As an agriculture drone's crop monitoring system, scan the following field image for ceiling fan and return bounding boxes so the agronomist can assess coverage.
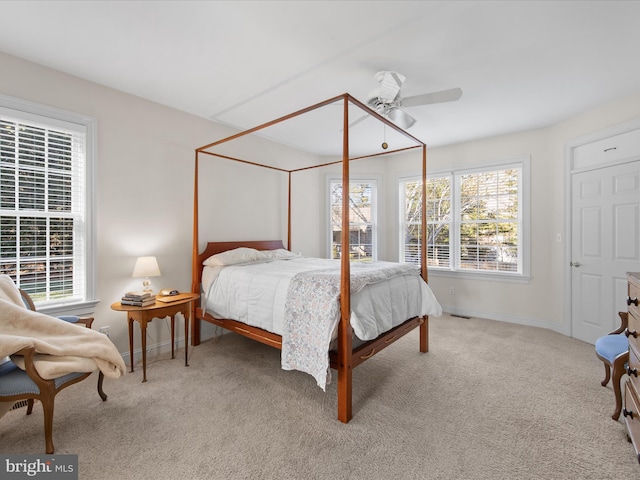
[360,71,462,129]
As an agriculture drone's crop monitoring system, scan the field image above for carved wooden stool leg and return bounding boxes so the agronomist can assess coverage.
[611,353,629,421]
[601,363,611,387]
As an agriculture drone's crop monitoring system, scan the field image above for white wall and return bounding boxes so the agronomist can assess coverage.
[2,49,640,357]
[383,92,640,333]
[289,155,394,258]
[0,51,296,359]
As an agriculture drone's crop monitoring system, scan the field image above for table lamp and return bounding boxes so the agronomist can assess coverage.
[132,256,161,293]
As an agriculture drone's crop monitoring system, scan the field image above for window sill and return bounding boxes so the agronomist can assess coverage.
[38,300,100,318]
[427,269,531,284]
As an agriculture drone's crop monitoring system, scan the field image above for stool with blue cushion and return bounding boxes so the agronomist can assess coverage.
[595,311,629,420]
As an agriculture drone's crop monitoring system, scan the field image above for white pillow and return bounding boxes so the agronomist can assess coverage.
[203,247,268,266]
[264,248,300,260]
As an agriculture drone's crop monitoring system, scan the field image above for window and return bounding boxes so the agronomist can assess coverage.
[400,159,529,278]
[328,176,378,261]
[400,175,451,267]
[0,95,96,312]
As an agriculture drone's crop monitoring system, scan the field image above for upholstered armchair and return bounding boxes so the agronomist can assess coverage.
[0,289,107,454]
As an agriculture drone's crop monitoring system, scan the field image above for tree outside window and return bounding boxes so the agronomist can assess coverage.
[458,169,519,272]
[400,164,522,275]
[329,179,377,261]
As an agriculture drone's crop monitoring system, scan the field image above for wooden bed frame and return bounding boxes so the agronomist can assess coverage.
[191,94,429,423]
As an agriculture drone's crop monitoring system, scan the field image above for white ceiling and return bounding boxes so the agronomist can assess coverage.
[1,1,640,156]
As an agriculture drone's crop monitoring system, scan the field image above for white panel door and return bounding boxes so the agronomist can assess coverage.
[571,160,640,344]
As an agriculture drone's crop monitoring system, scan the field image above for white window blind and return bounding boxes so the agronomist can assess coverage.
[456,167,521,273]
[0,109,88,305]
[399,159,528,279]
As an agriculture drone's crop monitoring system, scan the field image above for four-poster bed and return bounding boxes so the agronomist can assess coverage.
[191,93,440,422]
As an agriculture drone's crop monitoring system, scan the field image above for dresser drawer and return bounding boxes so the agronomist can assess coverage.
[630,273,640,319]
[624,381,640,463]
[629,309,640,352]
[629,344,640,393]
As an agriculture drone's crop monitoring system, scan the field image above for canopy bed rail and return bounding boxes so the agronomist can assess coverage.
[330,316,426,370]
[192,93,433,423]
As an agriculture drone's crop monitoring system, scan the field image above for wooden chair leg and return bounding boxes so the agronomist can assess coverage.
[40,396,55,454]
[97,372,107,401]
[26,399,34,415]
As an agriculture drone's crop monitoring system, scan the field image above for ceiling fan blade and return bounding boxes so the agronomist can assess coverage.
[375,71,406,104]
[348,114,370,129]
[387,107,416,130]
[402,87,463,107]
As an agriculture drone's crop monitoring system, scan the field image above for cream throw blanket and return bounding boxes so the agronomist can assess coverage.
[0,275,125,380]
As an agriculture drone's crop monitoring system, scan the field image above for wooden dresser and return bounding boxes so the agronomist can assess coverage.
[624,272,640,463]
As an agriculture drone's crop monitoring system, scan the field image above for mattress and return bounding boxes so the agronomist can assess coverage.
[202,256,442,342]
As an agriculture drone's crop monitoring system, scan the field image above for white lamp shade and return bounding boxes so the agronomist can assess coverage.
[132,256,161,278]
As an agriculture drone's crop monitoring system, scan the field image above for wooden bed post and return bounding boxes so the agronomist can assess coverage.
[420,144,428,353]
[193,93,430,423]
[338,94,353,423]
[287,172,292,251]
[191,152,201,346]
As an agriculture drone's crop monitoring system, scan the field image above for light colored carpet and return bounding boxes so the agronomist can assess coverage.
[1,314,637,479]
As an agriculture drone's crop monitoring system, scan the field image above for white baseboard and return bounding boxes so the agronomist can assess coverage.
[119,320,224,364]
[441,305,571,337]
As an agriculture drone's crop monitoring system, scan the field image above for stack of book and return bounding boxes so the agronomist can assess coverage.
[121,291,156,306]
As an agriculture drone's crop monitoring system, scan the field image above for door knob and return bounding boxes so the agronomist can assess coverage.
[570,261,582,267]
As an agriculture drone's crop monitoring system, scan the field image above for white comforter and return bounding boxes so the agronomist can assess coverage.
[202,256,442,389]
[202,257,442,341]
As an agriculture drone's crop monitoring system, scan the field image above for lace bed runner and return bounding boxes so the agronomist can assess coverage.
[281,262,421,390]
